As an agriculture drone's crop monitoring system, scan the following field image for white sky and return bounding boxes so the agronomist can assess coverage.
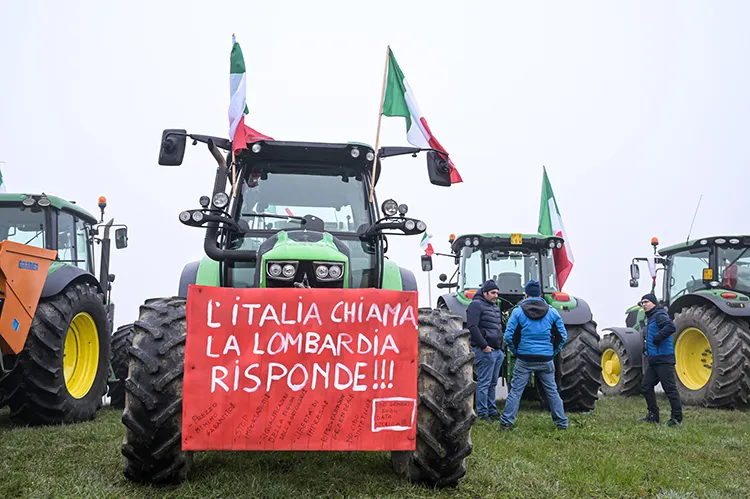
[1,1,749,333]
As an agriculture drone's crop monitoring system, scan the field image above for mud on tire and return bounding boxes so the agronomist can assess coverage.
[599,333,643,397]
[391,307,476,489]
[6,281,111,426]
[557,321,601,412]
[107,323,134,409]
[121,297,191,484]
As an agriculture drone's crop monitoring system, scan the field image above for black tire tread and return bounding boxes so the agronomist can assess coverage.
[558,321,601,412]
[108,323,134,409]
[599,333,643,397]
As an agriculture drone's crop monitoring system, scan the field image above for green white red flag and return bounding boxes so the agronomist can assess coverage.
[381,48,462,184]
[420,232,434,256]
[538,167,574,289]
[229,35,273,153]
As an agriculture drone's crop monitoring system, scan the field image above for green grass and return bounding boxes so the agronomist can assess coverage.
[1,396,749,498]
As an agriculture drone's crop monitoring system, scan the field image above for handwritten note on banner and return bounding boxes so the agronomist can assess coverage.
[181,285,419,451]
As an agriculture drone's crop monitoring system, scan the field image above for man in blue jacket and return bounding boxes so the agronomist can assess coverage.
[639,293,682,426]
[467,280,506,422]
[499,280,568,430]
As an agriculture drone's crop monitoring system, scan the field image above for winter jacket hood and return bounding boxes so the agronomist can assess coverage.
[504,297,567,362]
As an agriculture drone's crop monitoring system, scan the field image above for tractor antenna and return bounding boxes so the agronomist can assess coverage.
[686,193,703,244]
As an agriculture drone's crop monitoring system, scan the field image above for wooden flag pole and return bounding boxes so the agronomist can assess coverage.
[369,45,390,204]
[231,150,238,198]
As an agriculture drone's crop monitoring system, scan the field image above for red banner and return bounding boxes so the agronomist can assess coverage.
[181,285,419,451]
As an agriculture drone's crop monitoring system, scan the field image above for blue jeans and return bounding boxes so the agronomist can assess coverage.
[500,358,568,428]
[473,347,505,417]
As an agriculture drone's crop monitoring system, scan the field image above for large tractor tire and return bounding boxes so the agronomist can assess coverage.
[6,281,111,426]
[599,333,643,397]
[107,323,134,409]
[557,321,601,412]
[121,297,191,484]
[391,307,475,489]
[672,304,750,408]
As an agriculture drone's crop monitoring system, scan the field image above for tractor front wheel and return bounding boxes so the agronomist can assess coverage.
[6,281,111,425]
[599,333,643,397]
[107,323,134,409]
[121,297,191,484]
[672,304,750,408]
[557,321,601,412]
[391,307,475,489]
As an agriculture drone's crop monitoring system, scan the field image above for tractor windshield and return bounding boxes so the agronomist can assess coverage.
[485,248,548,294]
[718,246,750,293]
[0,208,47,249]
[667,248,711,300]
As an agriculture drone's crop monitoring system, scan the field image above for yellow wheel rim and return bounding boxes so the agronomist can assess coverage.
[675,327,712,390]
[601,348,621,387]
[63,312,100,399]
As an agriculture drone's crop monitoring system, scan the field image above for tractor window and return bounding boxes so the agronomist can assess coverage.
[668,249,710,301]
[460,247,483,291]
[485,250,535,295]
[540,249,559,292]
[0,208,46,248]
[718,247,750,293]
[75,219,92,272]
[57,213,77,263]
[238,169,369,233]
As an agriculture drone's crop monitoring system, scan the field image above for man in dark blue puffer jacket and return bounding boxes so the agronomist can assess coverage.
[467,280,506,422]
[639,293,682,426]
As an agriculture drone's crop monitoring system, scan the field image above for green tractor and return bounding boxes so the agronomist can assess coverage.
[0,193,129,425]
[119,131,475,488]
[600,236,750,408]
[421,232,601,413]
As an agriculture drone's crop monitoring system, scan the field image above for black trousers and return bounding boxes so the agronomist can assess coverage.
[641,362,683,421]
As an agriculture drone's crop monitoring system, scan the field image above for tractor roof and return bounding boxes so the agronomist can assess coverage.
[0,193,98,224]
[659,235,750,256]
[450,232,564,253]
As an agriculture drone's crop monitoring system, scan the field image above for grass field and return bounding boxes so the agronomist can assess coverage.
[1,395,749,498]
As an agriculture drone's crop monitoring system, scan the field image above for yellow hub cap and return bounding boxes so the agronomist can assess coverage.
[63,312,100,399]
[675,327,712,390]
[601,348,621,387]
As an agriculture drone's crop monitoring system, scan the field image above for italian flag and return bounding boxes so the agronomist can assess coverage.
[538,167,574,290]
[229,35,273,154]
[381,48,462,184]
[420,232,434,256]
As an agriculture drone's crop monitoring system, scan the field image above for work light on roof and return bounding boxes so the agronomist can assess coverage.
[22,196,35,207]
[351,147,360,158]
[212,192,229,209]
[366,151,374,161]
[700,239,708,245]
[37,196,51,207]
[715,238,726,244]
[382,199,398,217]
[251,143,261,153]
[729,238,740,245]
[405,220,416,231]
[473,237,480,246]
[556,241,562,249]
[549,241,555,248]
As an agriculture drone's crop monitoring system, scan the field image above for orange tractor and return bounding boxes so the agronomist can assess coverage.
[0,192,129,425]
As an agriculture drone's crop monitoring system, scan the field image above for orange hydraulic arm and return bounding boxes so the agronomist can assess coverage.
[0,241,57,354]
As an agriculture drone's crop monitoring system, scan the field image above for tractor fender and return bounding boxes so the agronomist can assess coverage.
[41,265,103,298]
[177,260,200,298]
[669,292,750,318]
[437,293,468,322]
[398,266,418,292]
[601,326,644,368]
[557,296,594,326]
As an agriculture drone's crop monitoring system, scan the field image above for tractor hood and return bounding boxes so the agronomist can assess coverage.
[255,230,352,288]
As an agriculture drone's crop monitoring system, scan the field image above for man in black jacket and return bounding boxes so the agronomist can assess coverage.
[467,280,506,422]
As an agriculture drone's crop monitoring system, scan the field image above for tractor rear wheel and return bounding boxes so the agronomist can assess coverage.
[599,333,642,396]
[391,307,475,489]
[6,281,110,425]
[672,304,750,408]
[121,297,191,484]
[557,321,601,412]
[107,323,134,409]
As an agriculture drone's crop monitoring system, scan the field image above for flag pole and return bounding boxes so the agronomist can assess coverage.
[369,45,390,204]
[231,150,238,198]
[427,266,433,307]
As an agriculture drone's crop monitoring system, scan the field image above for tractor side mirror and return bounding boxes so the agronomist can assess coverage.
[115,227,128,249]
[421,254,433,272]
[426,150,452,187]
[158,129,187,166]
[439,273,447,282]
[630,263,640,280]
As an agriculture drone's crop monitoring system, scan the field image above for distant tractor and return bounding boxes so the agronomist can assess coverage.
[0,193,128,425]
[421,232,601,413]
[600,236,750,408]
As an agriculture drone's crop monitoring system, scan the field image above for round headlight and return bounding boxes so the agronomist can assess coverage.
[549,241,556,248]
[700,239,708,245]
[366,151,374,161]
[269,263,282,277]
[351,148,360,158]
[251,143,262,153]
[179,211,191,222]
[328,265,342,279]
[316,265,329,278]
[192,211,204,223]
[212,192,229,209]
[405,220,416,230]
[729,238,740,245]
[556,241,563,249]
[282,264,296,278]
[473,238,480,246]
[416,221,426,231]
[382,199,398,217]
[37,197,51,207]
[22,196,35,206]
[398,204,409,215]
[715,238,727,244]
[464,238,471,246]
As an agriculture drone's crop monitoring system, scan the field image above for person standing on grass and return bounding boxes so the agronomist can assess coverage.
[499,280,568,430]
[467,280,506,423]
[638,293,683,427]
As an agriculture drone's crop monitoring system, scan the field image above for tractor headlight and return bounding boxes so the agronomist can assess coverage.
[22,196,35,207]
[556,241,563,249]
[405,220,416,231]
[269,263,282,277]
[212,192,229,209]
[267,261,297,280]
[37,197,51,207]
[464,238,472,246]
[316,265,329,278]
[366,151,375,161]
[328,265,342,279]
[179,211,191,222]
[549,241,556,248]
[473,237,480,246]
[252,143,262,153]
[729,238,740,245]
[382,199,398,217]
[192,211,204,223]
[282,264,296,278]
[715,238,726,244]
[416,221,426,231]
[314,262,344,281]
[351,147,360,158]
